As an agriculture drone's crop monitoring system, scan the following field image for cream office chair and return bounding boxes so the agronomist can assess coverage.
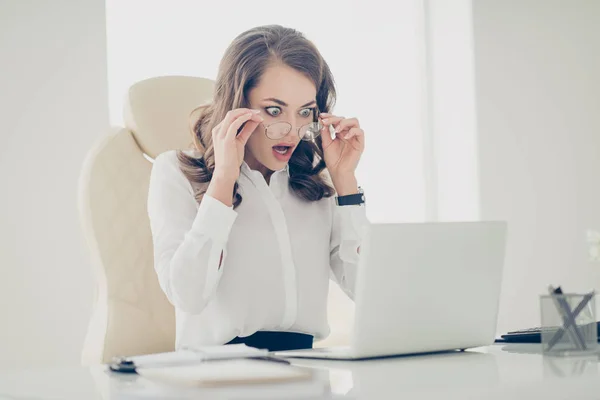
[78,76,215,365]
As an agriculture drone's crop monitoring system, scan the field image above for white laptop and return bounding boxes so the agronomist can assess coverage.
[275,221,507,360]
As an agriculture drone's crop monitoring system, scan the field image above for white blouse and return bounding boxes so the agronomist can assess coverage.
[147,150,369,350]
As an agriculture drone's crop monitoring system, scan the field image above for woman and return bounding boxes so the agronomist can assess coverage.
[148,25,368,352]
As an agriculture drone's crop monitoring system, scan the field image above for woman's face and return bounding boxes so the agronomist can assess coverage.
[245,63,317,174]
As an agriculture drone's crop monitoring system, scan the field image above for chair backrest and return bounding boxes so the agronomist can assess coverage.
[78,76,215,365]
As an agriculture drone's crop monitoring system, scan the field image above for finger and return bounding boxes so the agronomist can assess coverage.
[320,116,344,127]
[319,112,343,118]
[221,108,261,136]
[335,130,348,142]
[335,130,363,149]
[235,113,262,138]
[237,117,262,145]
[344,127,365,147]
[211,121,222,138]
[335,118,360,133]
[226,112,255,142]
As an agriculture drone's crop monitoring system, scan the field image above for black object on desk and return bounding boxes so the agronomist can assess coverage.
[109,359,137,374]
[227,331,314,352]
[499,321,600,344]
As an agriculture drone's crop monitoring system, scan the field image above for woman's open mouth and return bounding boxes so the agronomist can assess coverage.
[272,144,294,161]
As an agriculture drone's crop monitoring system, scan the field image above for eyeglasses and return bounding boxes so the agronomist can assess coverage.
[261,107,323,141]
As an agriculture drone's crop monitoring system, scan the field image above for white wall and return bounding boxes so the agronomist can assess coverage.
[0,0,108,367]
[425,0,480,221]
[472,0,600,333]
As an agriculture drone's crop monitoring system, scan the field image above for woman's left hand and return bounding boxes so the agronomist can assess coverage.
[319,113,365,195]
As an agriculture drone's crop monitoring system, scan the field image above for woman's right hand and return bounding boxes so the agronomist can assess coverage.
[211,108,263,184]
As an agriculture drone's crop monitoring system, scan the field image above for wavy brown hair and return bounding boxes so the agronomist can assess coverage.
[178,25,336,208]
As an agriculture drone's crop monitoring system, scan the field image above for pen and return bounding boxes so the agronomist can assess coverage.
[250,356,291,365]
[547,286,587,351]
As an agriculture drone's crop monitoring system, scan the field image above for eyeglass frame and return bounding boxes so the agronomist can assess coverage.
[259,107,323,142]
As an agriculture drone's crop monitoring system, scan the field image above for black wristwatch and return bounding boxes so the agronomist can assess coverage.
[335,187,365,206]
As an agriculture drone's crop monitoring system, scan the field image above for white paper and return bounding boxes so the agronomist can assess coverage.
[126,344,269,369]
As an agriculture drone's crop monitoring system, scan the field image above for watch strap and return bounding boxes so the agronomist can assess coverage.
[335,191,365,206]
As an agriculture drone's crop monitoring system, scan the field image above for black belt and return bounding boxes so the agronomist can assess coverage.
[226,331,314,352]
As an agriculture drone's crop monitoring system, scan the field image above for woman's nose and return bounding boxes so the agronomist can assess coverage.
[283,127,298,141]
[290,115,304,130]
[281,119,301,138]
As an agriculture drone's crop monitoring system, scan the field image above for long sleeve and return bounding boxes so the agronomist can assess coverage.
[147,152,238,314]
[329,198,369,299]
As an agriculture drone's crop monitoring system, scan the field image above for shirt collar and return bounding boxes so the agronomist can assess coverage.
[241,162,289,179]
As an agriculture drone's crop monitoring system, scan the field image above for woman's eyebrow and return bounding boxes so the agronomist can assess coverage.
[262,98,316,108]
[300,100,317,108]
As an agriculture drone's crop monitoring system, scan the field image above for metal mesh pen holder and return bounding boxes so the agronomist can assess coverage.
[540,291,598,356]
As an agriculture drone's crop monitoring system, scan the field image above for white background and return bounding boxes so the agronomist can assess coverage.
[0,0,109,367]
[473,0,600,333]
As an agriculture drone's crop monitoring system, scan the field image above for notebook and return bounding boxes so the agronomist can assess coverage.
[136,359,313,387]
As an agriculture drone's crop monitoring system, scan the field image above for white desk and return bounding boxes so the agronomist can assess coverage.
[2,344,600,399]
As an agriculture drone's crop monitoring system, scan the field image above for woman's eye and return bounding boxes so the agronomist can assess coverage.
[265,107,281,117]
[299,108,312,118]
